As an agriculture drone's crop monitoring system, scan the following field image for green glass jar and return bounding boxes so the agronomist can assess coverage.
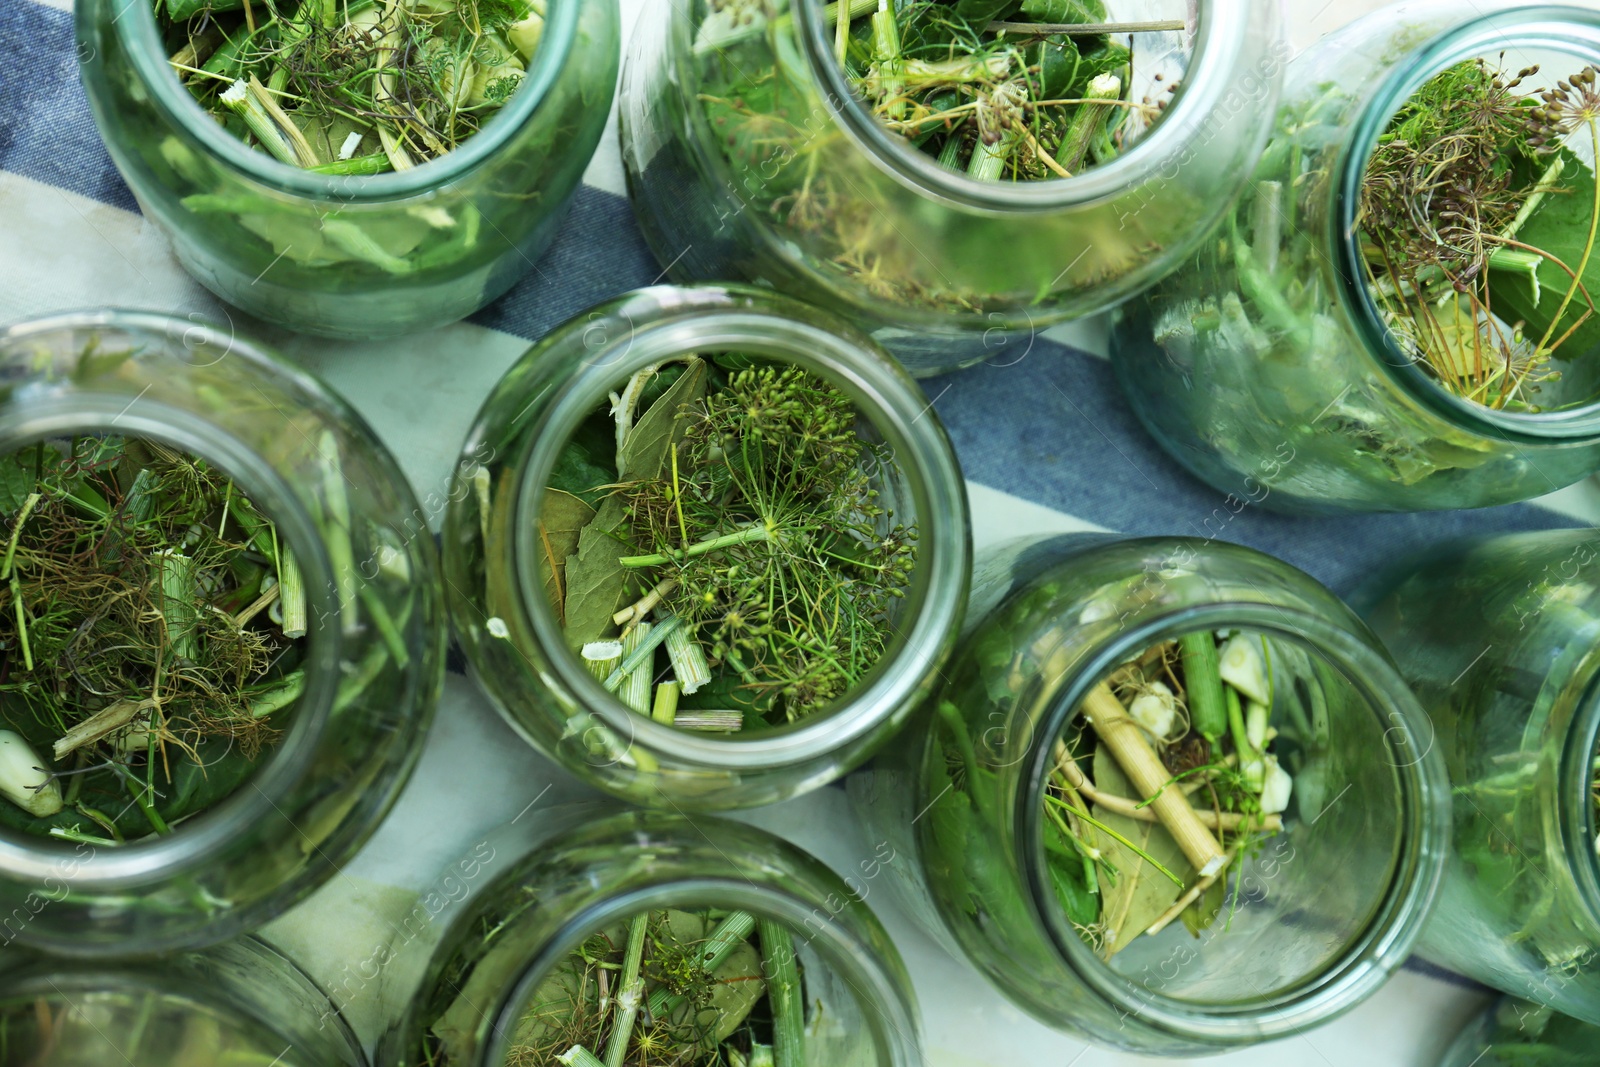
[0,936,363,1065]
[621,0,1284,374]
[76,0,619,339]
[1110,3,1600,513]
[852,534,1448,1055]
[377,805,922,1067]
[1357,529,1600,1024]
[0,310,443,954]
[443,284,970,810]
[1439,997,1598,1066]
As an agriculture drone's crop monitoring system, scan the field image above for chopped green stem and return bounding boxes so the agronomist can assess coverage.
[759,920,804,1067]
[967,133,1012,181]
[651,680,680,725]
[1,492,40,580]
[10,575,32,673]
[279,544,307,639]
[663,626,711,694]
[619,622,654,715]
[249,671,306,718]
[308,153,393,176]
[1057,73,1122,174]
[603,617,680,694]
[1225,685,1255,762]
[558,1048,606,1067]
[619,524,772,568]
[127,773,170,836]
[872,1,905,120]
[675,710,744,732]
[604,913,650,1067]
[219,78,299,166]
[1179,632,1227,745]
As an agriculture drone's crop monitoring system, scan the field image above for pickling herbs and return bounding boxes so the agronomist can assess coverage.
[155,0,547,172]
[543,355,917,733]
[1357,59,1600,411]
[0,437,305,843]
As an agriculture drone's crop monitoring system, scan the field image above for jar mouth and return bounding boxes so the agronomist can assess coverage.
[482,877,911,1067]
[1335,6,1600,441]
[508,292,968,772]
[1019,600,1446,1043]
[111,0,580,201]
[0,310,340,892]
[792,0,1250,213]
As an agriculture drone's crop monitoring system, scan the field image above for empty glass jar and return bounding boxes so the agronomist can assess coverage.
[0,310,443,954]
[378,804,923,1067]
[853,534,1448,1054]
[443,284,970,810]
[1357,529,1600,1024]
[77,0,619,338]
[621,0,1284,374]
[1111,2,1600,512]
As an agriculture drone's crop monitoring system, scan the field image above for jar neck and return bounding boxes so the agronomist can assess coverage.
[1017,600,1444,1044]
[108,0,580,201]
[0,311,340,894]
[1330,6,1600,442]
[791,0,1254,214]
[507,285,969,773]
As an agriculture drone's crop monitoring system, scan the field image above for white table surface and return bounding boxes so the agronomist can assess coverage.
[5,0,1588,1063]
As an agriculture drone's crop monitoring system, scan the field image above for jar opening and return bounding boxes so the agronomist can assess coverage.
[476,889,891,1067]
[1023,604,1439,1040]
[0,317,339,885]
[1337,8,1600,439]
[115,0,580,201]
[509,305,960,772]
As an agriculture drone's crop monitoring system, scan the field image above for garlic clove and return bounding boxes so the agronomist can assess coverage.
[1260,755,1294,815]
[507,12,545,61]
[1246,700,1270,751]
[1219,634,1271,705]
[0,730,62,817]
[1128,682,1177,740]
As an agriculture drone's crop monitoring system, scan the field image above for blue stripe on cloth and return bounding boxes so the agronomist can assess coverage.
[924,346,1581,597]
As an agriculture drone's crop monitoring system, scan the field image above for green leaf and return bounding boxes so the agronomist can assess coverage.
[547,412,616,507]
[955,0,1024,24]
[1492,148,1600,362]
[168,0,243,20]
[1089,746,1189,959]
[0,452,36,516]
[1019,0,1108,21]
[1180,875,1226,936]
[163,738,263,824]
[1044,825,1099,927]
[535,489,595,626]
[560,497,636,650]
[618,357,708,482]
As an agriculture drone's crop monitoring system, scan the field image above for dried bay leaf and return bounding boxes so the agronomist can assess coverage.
[1090,745,1190,959]
[619,356,707,481]
[561,495,635,651]
[535,489,594,625]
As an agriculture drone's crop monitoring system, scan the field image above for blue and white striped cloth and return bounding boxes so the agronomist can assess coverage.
[0,1,1564,1064]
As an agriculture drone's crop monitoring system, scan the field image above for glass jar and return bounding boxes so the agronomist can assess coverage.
[0,310,443,954]
[442,284,970,810]
[0,936,363,1065]
[850,534,1448,1055]
[1439,997,1598,1067]
[1110,3,1600,514]
[377,804,922,1067]
[76,0,619,339]
[620,0,1284,375]
[1356,529,1600,1024]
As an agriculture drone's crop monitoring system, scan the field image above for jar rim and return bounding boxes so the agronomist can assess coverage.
[506,285,970,772]
[1016,596,1448,1042]
[1560,664,1600,930]
[109,0,581,201]
[0,309,342,898]
[790,0,1262,214]
[1333,5,1600,442]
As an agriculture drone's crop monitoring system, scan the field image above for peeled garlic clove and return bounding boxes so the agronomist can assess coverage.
[1246,700,1270,751]
[0,730,62,817]
[1240,754,1266,791]
[1129,682,1177,739]
[507,12,544,61]
[1219,634,1271,705]
[1260,755,1294,815]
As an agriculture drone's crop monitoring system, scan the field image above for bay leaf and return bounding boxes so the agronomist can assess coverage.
[535,489,595,625]
[1181,875,1227,937]
[561,495,635,650]
[618,357,707,482]
[1090,746,1191,959]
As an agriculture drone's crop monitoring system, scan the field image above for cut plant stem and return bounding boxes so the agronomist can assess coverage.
[220,78,298,166]
[619,622,654,715]
[558,1048,606,1067]
[0,492,39,580]
[759,920,804,1067]
[618,524,772,568]
[604,913,650,1067]
[664,625,711,694]
[1057,73,1122,174]
[651,680,680,725]
[583,641,623,681]
[1082,683,1228,877]
[613,578,678,627]
[278,546,308,638]
[1179,631,1227,746]
[1054,748,1280,832]
[675,710,744,732]
[601,617,681,693]
[9,575,31,673]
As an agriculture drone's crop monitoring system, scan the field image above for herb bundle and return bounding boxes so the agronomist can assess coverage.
[155,0,547,172]
[543,356,916,732]
[1358,58,1600,411]
[834,0,1183,181]
[1041,630,1289,958]
[474,909,803,1067]
[0,437,304,844]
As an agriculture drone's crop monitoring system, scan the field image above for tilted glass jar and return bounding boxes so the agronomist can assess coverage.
[0,936,364,1065]
[442,284,970,810]
[76,0,619,339]
[377,804,923,1067]
[851,534,1448,1054]
[1110,3,1600,513]
[1356,530,1600,1025]
[0,310,443,954]
[620,0,1284,375]
[1439,996,1599,1066]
